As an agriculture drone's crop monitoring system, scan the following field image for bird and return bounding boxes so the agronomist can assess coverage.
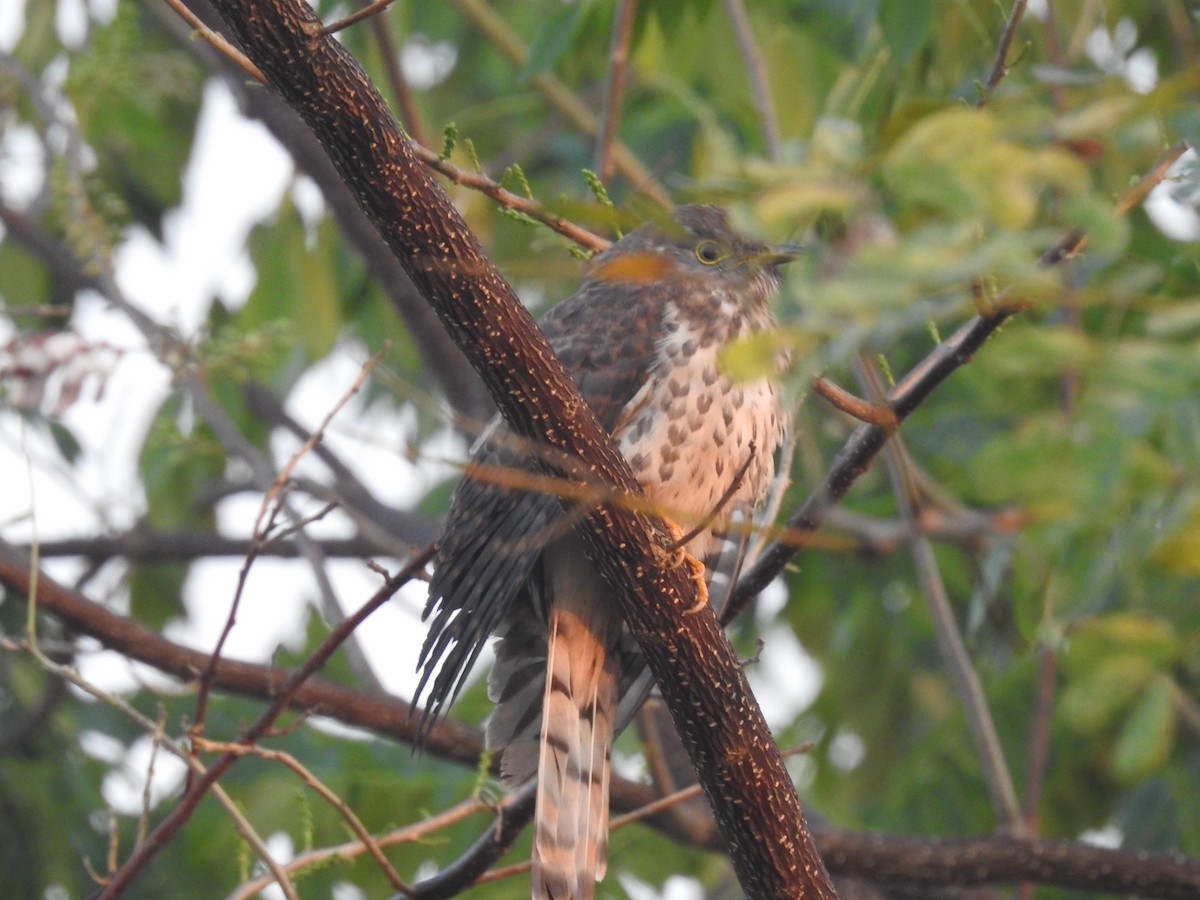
[413,204,799,899]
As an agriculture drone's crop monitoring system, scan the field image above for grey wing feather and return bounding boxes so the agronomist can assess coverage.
[414,433,564,736]
[413,279,667,738]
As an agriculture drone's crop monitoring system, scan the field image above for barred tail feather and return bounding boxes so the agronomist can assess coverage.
[532,539,619,900]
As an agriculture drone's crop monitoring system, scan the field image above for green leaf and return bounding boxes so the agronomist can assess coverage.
[720,329,806,382]
[0,241,52,320]
[1062,613,1180,678]
[882,107,1088,228]
[241,202,342,366]
[46,421,82,464]
[521,2,589,80]
[64,5,202,235]
[1061,654,1155,734]
[881,0,936,66]
[1112,675,1176,784]
[1152,499,1200,576]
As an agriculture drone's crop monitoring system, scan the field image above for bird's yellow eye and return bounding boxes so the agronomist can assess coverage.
[694,240,726,265]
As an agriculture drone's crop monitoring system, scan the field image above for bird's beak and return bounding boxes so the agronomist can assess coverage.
[756,243,805,267]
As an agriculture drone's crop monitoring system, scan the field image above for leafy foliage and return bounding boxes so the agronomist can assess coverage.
[1,1,1199,897]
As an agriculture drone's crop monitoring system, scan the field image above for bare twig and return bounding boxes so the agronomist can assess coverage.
[451,0,673,209]
[193,737,410,892]
[189,493,290,749]
[409,142,609,250]
[857,355,1024,833]
[1114,140,1191,215]
[722,0,781,159]
[17,641,298,899]
[161,0,610,249]
[321,0,399,36]
[594,0,638,182]
[667,444,755,551]
[813,376,901,429]
[163,0,265,81]
[979,0,1029,105]
[230,796,488,899]
[1022,647,1058,833]
[94,547,432,899]
[253,348,385,537]
[369,10,432,148]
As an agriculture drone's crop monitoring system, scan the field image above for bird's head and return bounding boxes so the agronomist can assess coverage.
[587,204,802,314]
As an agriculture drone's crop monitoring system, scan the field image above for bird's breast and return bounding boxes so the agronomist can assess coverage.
[615,304,785,560]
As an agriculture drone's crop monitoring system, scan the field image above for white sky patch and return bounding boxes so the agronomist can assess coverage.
[828,728,865,771]
[258,833,297,900]
[0,122,46,207]
[1080,824,1124,849]
[1085,19,1158,94]
[400,35,458,90]
[0,0,25,53]
[100,732,189,815]
[619,872,704,900]
[1145,148,1200,242]
[115,79,293,333]
[745,622,823,728]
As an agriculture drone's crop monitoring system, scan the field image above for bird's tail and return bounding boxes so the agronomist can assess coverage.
[532,538,620,900]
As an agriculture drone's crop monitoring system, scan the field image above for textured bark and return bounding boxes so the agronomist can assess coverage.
[202,0,834,896]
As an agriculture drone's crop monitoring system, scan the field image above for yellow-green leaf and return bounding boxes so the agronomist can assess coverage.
[1111,675,1176,784]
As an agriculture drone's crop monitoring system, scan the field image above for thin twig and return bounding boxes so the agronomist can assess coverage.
[253,347,385,537]
[812,376,901,429]
[193,738,411,892]
[94,547,433,899]
[229,796,489,900]
[857,355,1024,833]
[163,0,265,81]
[594,0,638,182]
[136,711,168,849]
[321,0,399,36]
[745,425,794,570]
[189,492,290,753]
[411,143,610,250]
[1022,647,1058,833]
[194,332,387,741]
[18,641,298,899]
[370,10,432,148]
[667,443,755,551]
[722,0,781,159]
[979,0,1029,105]
[160,0,610,249]
[451,0,673,209]
[1114,140,1191,215]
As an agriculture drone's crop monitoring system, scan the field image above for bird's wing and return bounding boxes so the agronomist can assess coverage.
[413,278,667,735]
[414,429,562,734]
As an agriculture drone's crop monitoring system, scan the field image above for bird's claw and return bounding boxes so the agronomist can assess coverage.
[657,520,709,615]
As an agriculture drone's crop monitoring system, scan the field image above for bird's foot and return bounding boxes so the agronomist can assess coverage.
[656,520,709,615]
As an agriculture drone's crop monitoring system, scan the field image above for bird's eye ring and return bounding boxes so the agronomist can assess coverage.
[695,240,725,265]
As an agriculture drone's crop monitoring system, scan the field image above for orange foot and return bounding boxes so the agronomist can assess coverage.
[655,520,710,615]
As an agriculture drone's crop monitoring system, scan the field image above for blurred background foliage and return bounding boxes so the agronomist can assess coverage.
[1,0,1199,897]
